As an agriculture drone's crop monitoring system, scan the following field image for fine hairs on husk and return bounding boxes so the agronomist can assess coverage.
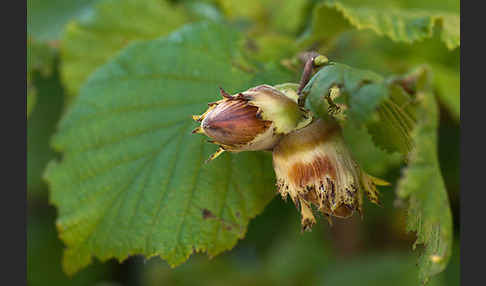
[272,118,388,231]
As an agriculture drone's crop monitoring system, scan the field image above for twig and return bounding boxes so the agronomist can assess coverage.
[296,52,328,107]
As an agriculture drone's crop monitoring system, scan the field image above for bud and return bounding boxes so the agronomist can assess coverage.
[193,84,312,161]
[272,118,389,231]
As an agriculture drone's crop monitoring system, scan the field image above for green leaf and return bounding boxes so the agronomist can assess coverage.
[326,29,460,121]
[303,62,418,155]
[304,0,460,50]
[303,61,392,129]
[303,62,385,121]
[60,0,190,99]
[366,84,417,155]
[304,62,452,280]
[396,92,453,284]
[27,0,100,41]
[342,124,403,177]
[45,22,294,275]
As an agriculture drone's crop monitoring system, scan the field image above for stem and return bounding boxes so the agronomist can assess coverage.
[296,52,328,107]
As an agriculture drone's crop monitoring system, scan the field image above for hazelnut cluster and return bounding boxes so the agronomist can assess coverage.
[192,56,388,230]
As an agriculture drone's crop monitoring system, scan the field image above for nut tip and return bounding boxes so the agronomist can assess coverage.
[205,147,225,163]
[192,126,205,134]
[219,87,232,99]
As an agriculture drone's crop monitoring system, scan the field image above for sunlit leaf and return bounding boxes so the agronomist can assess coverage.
[304,0,459,50]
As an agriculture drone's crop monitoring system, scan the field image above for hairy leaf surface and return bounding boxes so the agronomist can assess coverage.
[45,22,294,275]
[366,84,417,155]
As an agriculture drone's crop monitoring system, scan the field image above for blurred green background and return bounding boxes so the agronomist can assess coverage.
[27,0,459,285]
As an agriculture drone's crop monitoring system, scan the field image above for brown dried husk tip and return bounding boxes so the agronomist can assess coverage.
[272,118,389,231]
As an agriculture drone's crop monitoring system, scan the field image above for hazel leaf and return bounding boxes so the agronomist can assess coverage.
[396,91,453,284]
[303,62,417,155]
[45,22,294,275]
[304,0,460,50]
[366,84,417,155]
